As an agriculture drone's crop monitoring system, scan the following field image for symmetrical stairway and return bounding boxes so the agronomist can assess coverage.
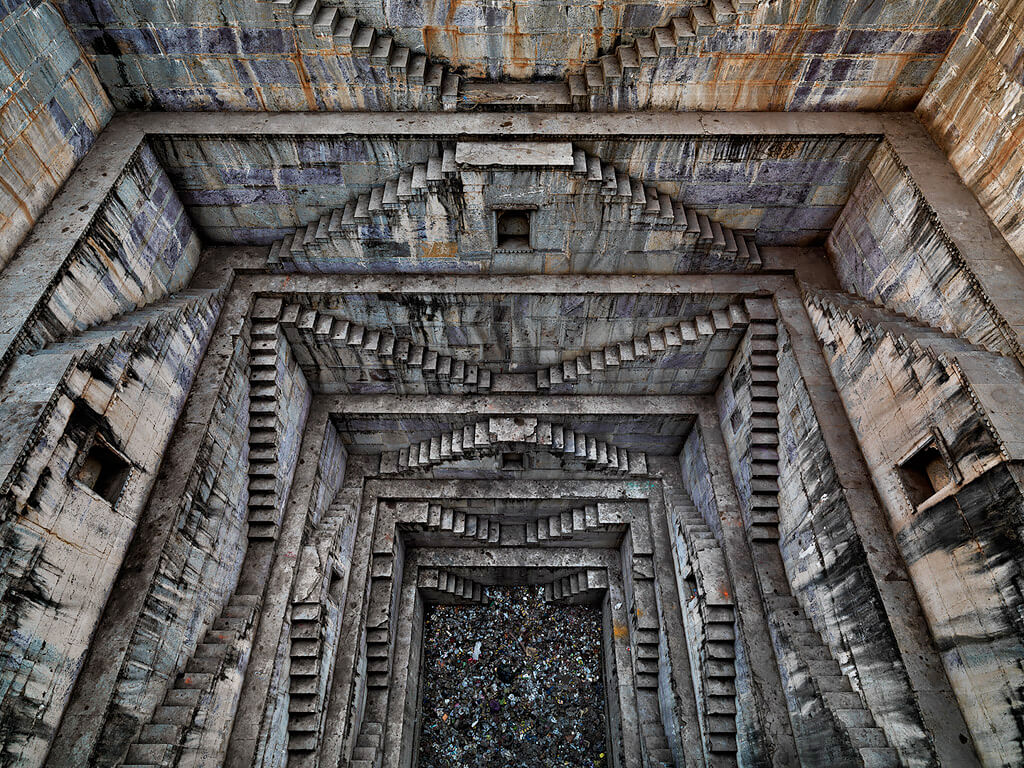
[744,302,782,542]
[266,145,459,270]
[417,568,489,604]
[267,143,761,272]
[258,0,459,111]
[563,146,761,267]
[377,417,648,476]
[765,594,899,767]
[122,594,261,767]
[537,303,750,389]
[422,503,501,543]
[40,289,222,353]
[542,568,608,603]
[247,299,288,541]
[260,0,766,113]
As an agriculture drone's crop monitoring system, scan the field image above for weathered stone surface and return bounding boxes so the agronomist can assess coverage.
[3,5,1024,766]
[807,289,1024,766]
[919,0,1024,267]
[827,141,1022,361]
[56,0,971,112]
[0,0,113,269]
[0,290,222,766]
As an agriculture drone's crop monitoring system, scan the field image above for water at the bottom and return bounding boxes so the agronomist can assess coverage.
[418,586,607,768]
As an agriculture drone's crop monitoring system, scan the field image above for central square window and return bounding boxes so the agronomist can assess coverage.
[495,210,532,251]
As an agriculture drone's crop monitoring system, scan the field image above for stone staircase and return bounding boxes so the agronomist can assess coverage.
[0,287,224,496]
[805,288,1017,362]
[564,147,761,266]
[423,503,501,543]
[625,560,661,692]
[284,493,353,761]
[246,298,289,541]
[266,143,760,272]
[285,601,330,761]
[266,145,458,270]
[629,626,661,693]
[259,0,458,111]
[765,594,898,767]
[260,0,763,114]
[741,299,782,542]
[805,288,1024,459]
[537,303,750,389]
[417,568,489,604]
[542,568,608,603]
[568,0,758,111]
[122,594,261,767]
[278,300,494,393]
[377,417,648,476]
[525,504,617,543]
[37,289,222,356]
[665,492,738,756]
[350,720,384,768]
[10,289,224,406]
[641,721,677,768]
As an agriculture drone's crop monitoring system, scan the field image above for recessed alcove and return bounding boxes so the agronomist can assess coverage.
[495,210,533,251]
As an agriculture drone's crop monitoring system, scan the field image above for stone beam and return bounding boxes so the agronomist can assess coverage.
[237,272,791,295]
[117,110,890,138]
[320,393,708,415]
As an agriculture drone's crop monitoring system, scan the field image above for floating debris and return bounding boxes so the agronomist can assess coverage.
[418,586,607,767]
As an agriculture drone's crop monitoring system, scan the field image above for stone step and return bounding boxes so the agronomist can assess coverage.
[151,705,194,726]
[124,743,176,764]
[835,708,876,729]
[859,747,900,768]
[185,656,222,675]
[138,723,181,745]
[163,688,202,707]
[288,732,319,753]
[849,727,889,747]
[174,672,214,689]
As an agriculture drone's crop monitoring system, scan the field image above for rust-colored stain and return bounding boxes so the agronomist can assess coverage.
[290,50,318,111]
[420,242,458,259]
[0,170,33,228]
[612,622,629,638]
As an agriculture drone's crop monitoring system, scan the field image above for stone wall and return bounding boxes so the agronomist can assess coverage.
[150,133,878,250]
[0,0,112,268]
[827,141,1020,359]
[57,0,971,112]
[772,318,936,764]
[0,142,202,372]
[0,291,221,767]
[86,317,252,764]
[918,0,1024,266]
[807,296,1024,766]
